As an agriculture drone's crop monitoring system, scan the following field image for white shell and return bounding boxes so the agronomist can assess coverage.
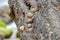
[27,23,32,28]
[27,12,33,18]
[30,8,37,12]
[20,25,24,31]
[28,28,33,32]
[27,18,33,23]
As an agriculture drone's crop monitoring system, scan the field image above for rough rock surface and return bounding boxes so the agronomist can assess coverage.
[8,0,60,40]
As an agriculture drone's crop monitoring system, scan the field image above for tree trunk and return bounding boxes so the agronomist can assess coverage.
[8,0,60,40]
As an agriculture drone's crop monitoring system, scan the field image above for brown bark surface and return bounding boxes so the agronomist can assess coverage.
[8,0,60,40]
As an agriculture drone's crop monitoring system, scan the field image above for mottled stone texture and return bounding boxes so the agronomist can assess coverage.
[8,0,60,40]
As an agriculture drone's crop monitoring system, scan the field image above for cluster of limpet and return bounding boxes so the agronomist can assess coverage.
[26,12,34,32]
[19,12,34,32]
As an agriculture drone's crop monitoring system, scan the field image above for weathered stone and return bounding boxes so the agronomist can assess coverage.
[8,0,60,40]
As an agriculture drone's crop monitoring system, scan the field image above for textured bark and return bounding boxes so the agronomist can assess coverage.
[8,0,60,40]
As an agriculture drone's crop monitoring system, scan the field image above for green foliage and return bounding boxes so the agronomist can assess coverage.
[0,27,13,38]
[16,32,20,38]
[0,20,6,28]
